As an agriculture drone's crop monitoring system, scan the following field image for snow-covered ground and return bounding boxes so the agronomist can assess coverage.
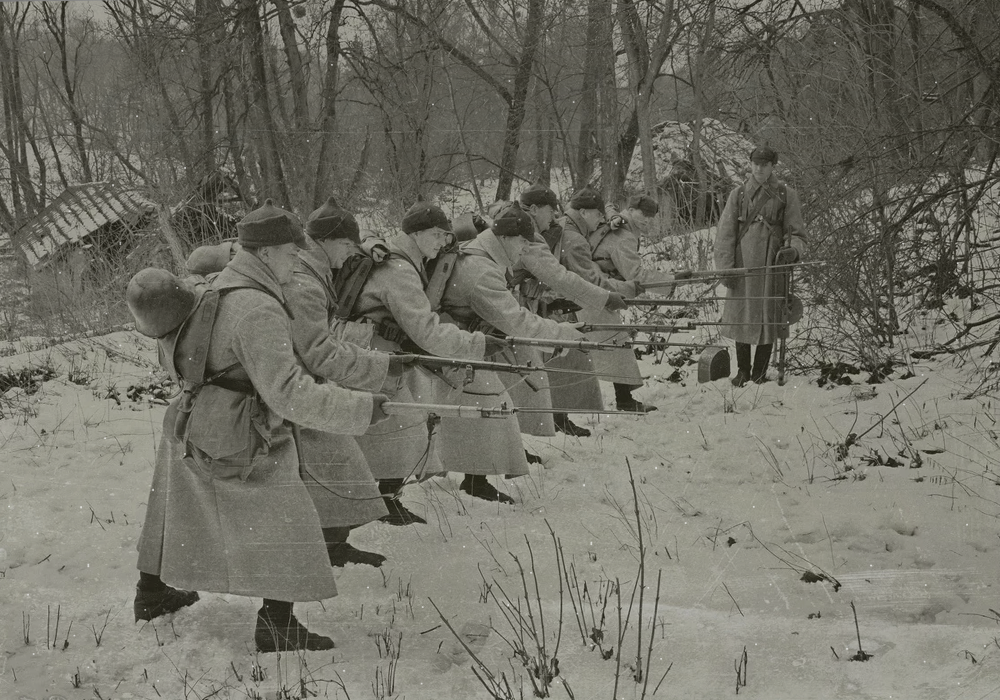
[1,315,998,699]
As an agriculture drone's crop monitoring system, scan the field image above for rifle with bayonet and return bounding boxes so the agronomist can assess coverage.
[381,401,648,419]
[636,261,824,290]
[504,336,702,351]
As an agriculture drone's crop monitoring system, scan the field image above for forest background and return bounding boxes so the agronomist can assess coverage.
[0,0,998,369]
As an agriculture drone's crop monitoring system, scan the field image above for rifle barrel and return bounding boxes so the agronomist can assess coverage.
[380,402,649,418]
[410,355,604,378]
[579,323,696,333]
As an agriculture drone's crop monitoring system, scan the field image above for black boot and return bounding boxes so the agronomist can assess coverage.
[524,450,543,464]
[134,572,199,622]
[553,412,592,437]
[377,479,427,526]
[613,383,657,412]
[255,600,334,653]
[322,527,386,568]
[732,343,752,387]
[751,344,773,384]
[460,474,514,504]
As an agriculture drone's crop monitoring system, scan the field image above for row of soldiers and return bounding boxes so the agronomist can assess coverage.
[126,148,806,653]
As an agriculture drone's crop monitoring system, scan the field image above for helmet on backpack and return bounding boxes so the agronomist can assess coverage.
[186,240,240,276]
[127,268,197,338]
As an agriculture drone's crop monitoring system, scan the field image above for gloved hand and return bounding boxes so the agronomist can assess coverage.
[484,335,510,358]
[775,247,800,266]
[673,269,694,281]
[632,280,646,296]
[608,214,625,230]
[369,243,390,264]
[604,292,627,312]
[369,394,391,426]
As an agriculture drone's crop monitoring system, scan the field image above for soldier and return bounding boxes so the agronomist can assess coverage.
[715,146,806,386]
[351,201,505,523]
[133,199,389,652]
[438,204,587,502]
[284,197,411,566]
[515,182,632,436]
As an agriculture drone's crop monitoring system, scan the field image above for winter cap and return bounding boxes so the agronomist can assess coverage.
[126,268,197,338]
[749,145,778,165]
[186,240,240,276]
[626,193,659,216]
[519,181,559,209]
[491,203,534,240]
[306,197,360,243]
[237,199,306,248]
[568,186,604,211]
[401,201,451,234]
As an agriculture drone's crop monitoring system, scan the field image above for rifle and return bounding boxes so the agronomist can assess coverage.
[504,336,702,351]
[381,401,648,419]
[624,296,785,306]
[577,323,698,333]
[637,261,824,289]
[408,354,605,379]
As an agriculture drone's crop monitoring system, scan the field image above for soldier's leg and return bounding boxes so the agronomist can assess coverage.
[256,598,334,653]
[732,343,752,387]
[752,343,773,383]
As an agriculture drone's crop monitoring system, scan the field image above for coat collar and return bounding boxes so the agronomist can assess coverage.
[387,233,429,285]
[464,229,515,271]
[745,173,780,199]
[297,236,335,282]
[222,249,287,300]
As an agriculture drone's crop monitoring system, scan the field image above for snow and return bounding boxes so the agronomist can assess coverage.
[1,319,999,700]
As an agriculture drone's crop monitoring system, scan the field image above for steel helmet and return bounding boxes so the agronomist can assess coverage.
[126,268,197,338]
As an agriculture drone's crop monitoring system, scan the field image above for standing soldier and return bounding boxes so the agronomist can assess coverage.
[714,146,806,386]
[439,204,588,502]
[133,200,388,652]
[351,201,504,523]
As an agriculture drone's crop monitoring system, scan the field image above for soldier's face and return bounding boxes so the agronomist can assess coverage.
[321,237,359,269]
[580,208,604,231]
[413,227,450,260]
[751,159,774,183]
[262,242,300,284]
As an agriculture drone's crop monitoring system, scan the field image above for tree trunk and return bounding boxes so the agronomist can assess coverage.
[313,0,347,208]
[240,0,290,207]
[195,0,216,176]
[494,0,545,202]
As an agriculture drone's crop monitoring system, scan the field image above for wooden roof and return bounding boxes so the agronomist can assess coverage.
[13,182,155,269]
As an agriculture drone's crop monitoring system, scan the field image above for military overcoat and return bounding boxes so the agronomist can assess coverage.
[284,239,390,527]
[714,174,806,344]
[352,234,486,480]
[438,230,583,475]
[137,251,372,601]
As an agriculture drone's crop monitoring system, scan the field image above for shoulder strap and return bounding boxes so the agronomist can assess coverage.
[736,184,779,246]
[166,280,286,387]
[424,249,459,312]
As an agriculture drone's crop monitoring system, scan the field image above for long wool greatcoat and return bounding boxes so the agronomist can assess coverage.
[583,209,678,388]
[438,230,584,475]
[283,239,390,527]
[137,251,374,601]
[504,235,613,434]
[714,174,807,345]
[551,212,644,392]
[352,233,487,480]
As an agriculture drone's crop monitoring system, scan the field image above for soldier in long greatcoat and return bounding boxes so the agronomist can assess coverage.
[714,146,806,386]
[351,202,502,524]
[134,200,387,653]
[439,205,585,503]
[516,183,630,437]
[284,197,412,566]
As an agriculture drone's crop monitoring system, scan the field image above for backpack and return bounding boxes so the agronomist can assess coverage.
[157,275,284,394]
[331,253,376,319]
